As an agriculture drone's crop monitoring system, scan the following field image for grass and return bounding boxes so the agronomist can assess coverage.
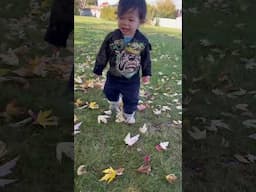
[74,16,182,192]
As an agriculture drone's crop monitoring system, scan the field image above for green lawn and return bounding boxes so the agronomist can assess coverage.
[74,16,182,192]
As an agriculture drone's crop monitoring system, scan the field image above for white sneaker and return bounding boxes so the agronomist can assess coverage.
[124,113,136,124]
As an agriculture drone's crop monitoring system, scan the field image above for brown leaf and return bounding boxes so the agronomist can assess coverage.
[5,100,25,117]
[166,174,177,184]
[137,164,151,175]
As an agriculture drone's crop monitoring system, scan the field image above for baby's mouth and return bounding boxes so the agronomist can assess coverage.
[121,28,129,34]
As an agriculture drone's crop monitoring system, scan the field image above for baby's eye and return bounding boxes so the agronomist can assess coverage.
[129,19,134,22]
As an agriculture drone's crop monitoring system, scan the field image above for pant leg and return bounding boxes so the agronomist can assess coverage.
[121,82,140,114]
[103,78,120,102]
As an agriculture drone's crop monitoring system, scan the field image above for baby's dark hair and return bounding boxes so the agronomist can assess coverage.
[117,0,147,22]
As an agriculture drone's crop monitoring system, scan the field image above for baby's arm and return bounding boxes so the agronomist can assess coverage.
[141,42,152,84]
[93,33,112,76]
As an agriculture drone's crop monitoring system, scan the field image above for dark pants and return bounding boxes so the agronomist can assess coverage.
[103,78,140,114]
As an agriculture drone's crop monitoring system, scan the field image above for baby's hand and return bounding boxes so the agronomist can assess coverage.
[142,76,150,85]
[94,74,102,81]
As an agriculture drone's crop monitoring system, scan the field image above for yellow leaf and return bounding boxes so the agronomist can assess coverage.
[74,98,83,107]
[89,102,99,109]
[99,167,117,183]
[34,110,58,128]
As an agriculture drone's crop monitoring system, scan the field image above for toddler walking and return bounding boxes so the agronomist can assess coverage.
[93,0,152,124]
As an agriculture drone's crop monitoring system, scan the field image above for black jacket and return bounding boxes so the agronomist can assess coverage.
[93,29,152,82]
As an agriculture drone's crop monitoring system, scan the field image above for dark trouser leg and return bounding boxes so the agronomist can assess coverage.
[121,82,140,114]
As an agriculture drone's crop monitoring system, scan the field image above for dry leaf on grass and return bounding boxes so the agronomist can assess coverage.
[0,157,19,187]
[234,154,250,163]
[166,174,177,184]
[155,141,169,151]
[187,126,206,140]
[77,165,87,175]
[246,154,256,162]
[139,124,148,134]
[88,102,99,109]
[206,120,230,131]
[248,133,256,140]
[56,142,74,163]
[99,167,124,183]
[137,155,151,175]
[124,133,140,146]
[242,119,256,128]
[97,115,110,124]
[33,110,58,128]
[4,100,25,118]
[235,104,248,111]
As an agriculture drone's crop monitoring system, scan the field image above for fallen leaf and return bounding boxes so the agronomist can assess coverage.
[248,133,256,140]
[124,133,140,146]
[187,126,206,140]
[33,110,58,128]
[137,164,151,175]
[246,154,256,162]
[99,167,123,183]
[242,119,256,128]
[153,109,161,115]
[139,124,148,134]
[234,154,250,163]
[74,98,87,107]
[206,120,230,131]
[56,142,74,162]
[97,115,110,124]
[227,88,247,98]
[77,165,87,175]
[155,141,169,151]
[161,106,171,112]
[4,100,25,117]
[235,104,248,111]
[74,76,83,84]
[0,157,19,177]
[88,102,99,109]
[160,141,169,150]
[166,174,177,184]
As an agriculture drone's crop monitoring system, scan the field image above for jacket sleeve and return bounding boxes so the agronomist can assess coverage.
[93,33,112,75]
[141,42,152,77]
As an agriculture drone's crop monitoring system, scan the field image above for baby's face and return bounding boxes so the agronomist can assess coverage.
[118,9,141,37]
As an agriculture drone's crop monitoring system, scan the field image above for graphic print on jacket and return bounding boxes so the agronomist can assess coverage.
[110,40,145,78]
